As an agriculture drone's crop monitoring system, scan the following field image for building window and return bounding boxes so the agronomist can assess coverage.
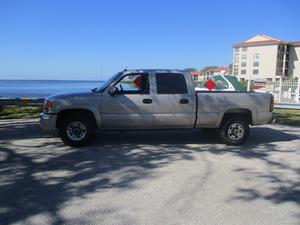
[234,54,239,61]
[241,62,247,67]
[253,53,260,60]
[234,47,239,52]
[234,69,239,75]
[253,61,259,67]
[253,69,259,75]
[241,70,246,75]
[241,54,247,60]
[242,47,247,52]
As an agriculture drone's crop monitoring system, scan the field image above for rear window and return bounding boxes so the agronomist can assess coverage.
[156,73,188,94]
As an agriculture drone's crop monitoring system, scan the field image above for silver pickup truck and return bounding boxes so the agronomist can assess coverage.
[40,69,273,146]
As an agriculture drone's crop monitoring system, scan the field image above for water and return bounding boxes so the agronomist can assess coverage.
[0,80,104,98]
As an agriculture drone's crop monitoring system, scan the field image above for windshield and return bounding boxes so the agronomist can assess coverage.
[96,72,122,92]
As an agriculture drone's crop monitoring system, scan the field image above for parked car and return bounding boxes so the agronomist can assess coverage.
[40,69,273,146]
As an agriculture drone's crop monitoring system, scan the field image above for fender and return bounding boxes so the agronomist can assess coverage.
[216,106,257,127]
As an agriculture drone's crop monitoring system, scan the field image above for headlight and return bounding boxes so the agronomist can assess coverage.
[43,100,53,113]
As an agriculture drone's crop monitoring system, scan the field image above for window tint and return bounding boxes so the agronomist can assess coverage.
[156,73,188,94]
[114,73,149,94]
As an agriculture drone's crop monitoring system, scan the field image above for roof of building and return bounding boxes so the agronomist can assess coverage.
[203,67,229,73]
[209,67,228,72]
[190,70,202,76]
[290,41,300,46]
[233,34,300,47]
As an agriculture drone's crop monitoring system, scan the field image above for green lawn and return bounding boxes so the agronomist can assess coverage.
[0,106,42,119]
[273,109,300,126]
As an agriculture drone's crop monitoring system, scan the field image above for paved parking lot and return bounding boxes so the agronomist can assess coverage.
[0,119,300,225]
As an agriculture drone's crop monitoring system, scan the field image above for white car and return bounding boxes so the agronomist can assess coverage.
[195,75,246,92]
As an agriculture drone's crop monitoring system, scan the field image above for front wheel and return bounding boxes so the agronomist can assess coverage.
[59,114,95,147]
[219,119,249,146]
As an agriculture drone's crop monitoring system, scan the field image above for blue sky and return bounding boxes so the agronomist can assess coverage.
[0,0,300,80]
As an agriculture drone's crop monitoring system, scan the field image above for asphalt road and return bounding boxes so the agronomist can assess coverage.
[0,119,300,225]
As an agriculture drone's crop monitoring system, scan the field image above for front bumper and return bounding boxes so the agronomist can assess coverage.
[40,113,58,131]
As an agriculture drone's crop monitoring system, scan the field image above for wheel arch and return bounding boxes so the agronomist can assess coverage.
[56,108,98,129]
[218,108,253,128]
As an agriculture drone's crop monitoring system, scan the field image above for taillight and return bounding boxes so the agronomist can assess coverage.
[269,95,274,112]
[43,100,53,113]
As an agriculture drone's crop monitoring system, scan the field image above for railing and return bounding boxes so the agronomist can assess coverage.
[265,79,300,104]
[0,98,44,109]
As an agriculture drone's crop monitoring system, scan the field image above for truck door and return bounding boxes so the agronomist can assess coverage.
[153,72,194,128]
[101,73,153,128]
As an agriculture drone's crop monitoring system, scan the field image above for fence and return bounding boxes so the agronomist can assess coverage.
[265,79,300,104]
[0,98,44,110]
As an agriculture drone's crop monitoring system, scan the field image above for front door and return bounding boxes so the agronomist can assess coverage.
[101,73,153,128]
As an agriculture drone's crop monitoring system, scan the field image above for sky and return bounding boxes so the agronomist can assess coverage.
[0,0,300,80]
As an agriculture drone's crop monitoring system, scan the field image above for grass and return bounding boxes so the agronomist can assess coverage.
[0,106,42,119]
[273,109,300,126]
[0,106,300,126]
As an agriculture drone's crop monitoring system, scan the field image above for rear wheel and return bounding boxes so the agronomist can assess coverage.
[219,118,249,146]
[59,114,95,147]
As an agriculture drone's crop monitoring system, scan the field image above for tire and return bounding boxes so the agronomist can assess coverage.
[219,118,249,146]
[59,114,95,147]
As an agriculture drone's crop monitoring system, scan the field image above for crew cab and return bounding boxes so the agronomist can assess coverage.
[40,69,274,146]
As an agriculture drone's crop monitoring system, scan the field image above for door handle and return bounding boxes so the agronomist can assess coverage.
[180,99,189,104]
[143,99,152,104]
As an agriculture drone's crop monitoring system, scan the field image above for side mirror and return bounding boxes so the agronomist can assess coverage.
[109,86,117,95]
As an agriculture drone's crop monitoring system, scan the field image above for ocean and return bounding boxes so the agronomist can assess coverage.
[0,80,104,98]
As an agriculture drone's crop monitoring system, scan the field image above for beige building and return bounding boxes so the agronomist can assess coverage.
[232,34,300,81]
[190,66,230,83]
[202,67,229,80]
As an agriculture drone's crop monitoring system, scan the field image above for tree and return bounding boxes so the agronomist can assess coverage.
[184,68,198,72]
[201,66,217,72]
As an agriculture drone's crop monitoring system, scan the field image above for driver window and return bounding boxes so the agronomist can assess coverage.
[114,73,150,94]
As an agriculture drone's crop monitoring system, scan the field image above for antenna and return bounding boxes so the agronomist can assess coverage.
[100,64,103,81]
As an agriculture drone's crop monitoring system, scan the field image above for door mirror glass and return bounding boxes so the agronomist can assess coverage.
[109,86,118,95]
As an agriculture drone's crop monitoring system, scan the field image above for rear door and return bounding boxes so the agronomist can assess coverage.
[153,72,194,128]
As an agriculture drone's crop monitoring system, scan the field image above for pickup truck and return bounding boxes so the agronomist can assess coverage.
[40,69,274,146]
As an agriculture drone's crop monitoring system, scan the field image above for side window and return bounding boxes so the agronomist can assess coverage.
[114,73,149,94]
[156,73,188,94]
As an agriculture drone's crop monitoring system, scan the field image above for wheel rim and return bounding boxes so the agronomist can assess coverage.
[66,121,87,141]
[228,123,245,141]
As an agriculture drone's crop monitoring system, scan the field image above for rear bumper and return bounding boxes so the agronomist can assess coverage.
[40,113,57,131]
[255,112,274,125]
